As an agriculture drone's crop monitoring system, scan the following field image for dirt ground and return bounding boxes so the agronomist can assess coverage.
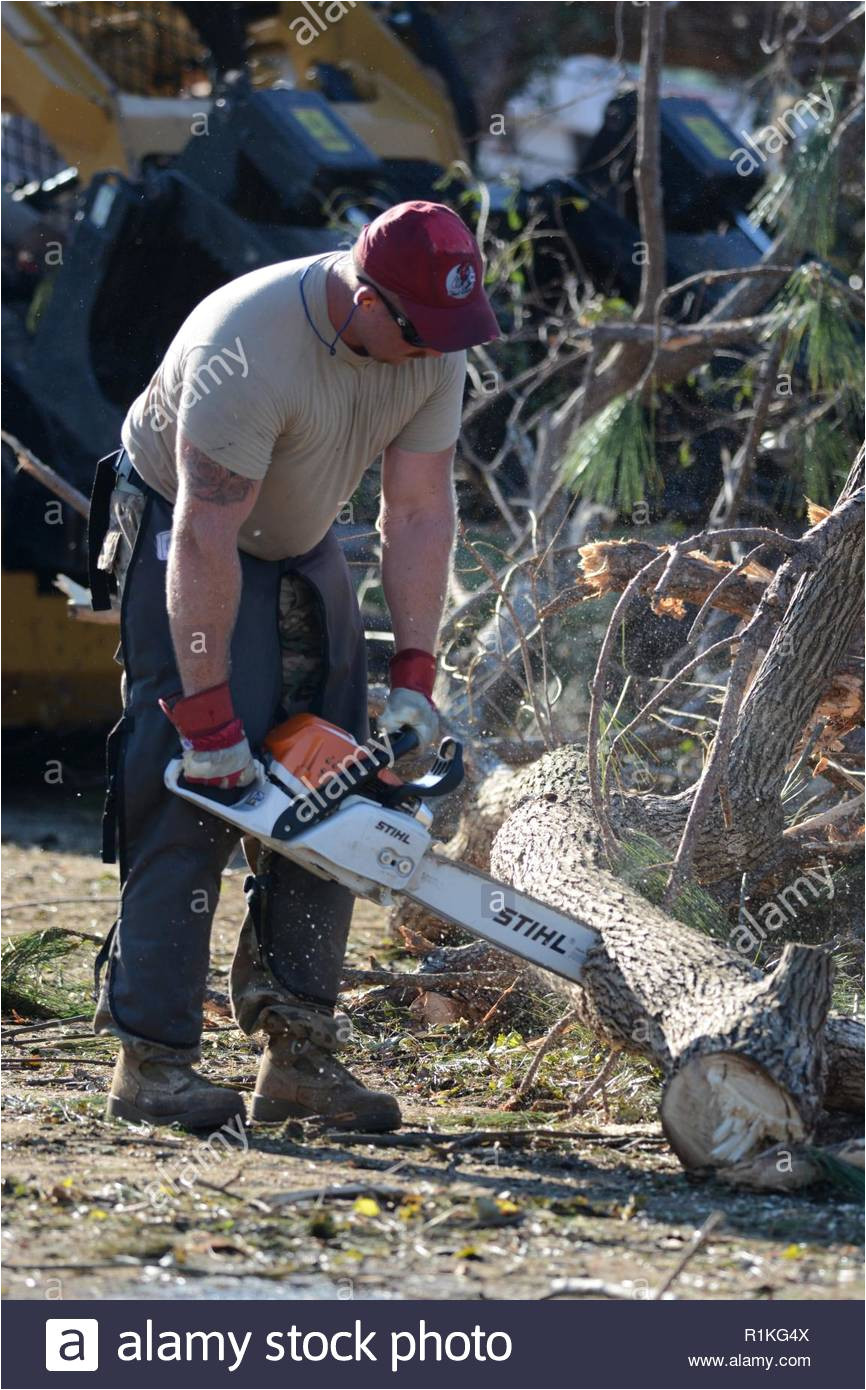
[2,793,862,1304]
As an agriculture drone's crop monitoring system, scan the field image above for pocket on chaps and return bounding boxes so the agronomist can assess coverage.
[98,488,147,602]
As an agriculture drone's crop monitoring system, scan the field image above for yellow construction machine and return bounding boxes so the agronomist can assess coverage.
[1,2,471,727]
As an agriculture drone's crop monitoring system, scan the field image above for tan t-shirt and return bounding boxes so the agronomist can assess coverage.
[121,252,466,560]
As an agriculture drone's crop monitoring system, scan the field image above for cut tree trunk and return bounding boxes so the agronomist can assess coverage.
[489,747,862,1170]
[406,465,863,1173]
[659,943,831,1168]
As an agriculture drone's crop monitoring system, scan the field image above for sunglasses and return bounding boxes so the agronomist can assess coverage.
[357,277,425,347]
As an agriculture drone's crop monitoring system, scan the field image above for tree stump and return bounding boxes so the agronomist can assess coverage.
[659,943,831,1166]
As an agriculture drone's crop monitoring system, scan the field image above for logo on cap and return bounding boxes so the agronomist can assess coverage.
[445,263,476,300]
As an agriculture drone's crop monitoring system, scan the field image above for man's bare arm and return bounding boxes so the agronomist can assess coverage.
[380,443,456,653]
[167,437,262,695]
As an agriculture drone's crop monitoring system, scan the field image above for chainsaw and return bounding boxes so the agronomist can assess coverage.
[165,714,598,984]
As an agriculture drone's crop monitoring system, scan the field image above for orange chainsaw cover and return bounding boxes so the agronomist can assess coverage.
[264,714,402,789]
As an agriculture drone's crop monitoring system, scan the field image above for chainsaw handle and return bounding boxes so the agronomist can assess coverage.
[385,725,420,763]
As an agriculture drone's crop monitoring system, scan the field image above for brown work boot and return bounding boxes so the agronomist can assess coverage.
[251,1030,402,1132]
[106,1046,246,1130]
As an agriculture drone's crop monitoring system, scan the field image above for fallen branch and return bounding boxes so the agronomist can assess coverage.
[588,552,667,856]
[662,627,754,907]
[651,527,797,614]
[570,539,774,620]
[687,545,771,643]
[567,1050,620,1117]
[782,793,864,840]
[340,968,506,991]
[708,337,786,538]
[506,1006,581,1109]
[609,634,735,755]
[109,1134,186,1149]
[4,1056,115,1067]
[457,521,554,749]
[476,977,520,1028]
[651,1210,724,1299]
[195,1174,272,1213]
[2,430,90,518]
[4,1015,89,1038]
[269,1183,410,1209]
[320,1125,659,1152]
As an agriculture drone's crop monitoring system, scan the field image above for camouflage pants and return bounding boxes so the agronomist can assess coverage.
[277,570,326,708]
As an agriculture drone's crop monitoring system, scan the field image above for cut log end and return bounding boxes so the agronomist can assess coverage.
[661,1053,806,1170]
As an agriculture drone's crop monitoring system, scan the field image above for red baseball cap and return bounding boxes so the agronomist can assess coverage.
[354,201,500,352]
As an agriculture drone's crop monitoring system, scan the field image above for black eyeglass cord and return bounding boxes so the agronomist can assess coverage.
[299,262,357,356]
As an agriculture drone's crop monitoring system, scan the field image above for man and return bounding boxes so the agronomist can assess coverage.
[89,200,499,1133]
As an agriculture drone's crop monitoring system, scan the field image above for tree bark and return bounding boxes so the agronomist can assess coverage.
[716,469,865,875]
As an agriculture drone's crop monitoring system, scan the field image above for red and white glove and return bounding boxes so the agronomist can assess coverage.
[160,682,257,789]
[378,649,439,751]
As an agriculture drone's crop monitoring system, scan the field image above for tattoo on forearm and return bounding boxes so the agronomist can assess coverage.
[180,440,255,506]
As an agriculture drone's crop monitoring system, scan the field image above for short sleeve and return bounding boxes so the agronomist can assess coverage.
[175,342,283,479]
[392,351,466,454]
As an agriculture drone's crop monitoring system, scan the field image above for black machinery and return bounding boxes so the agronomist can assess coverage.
[3,78,776,580]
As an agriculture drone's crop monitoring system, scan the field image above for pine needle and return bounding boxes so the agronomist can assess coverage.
[751,90,840,257]
[1,929,92,1020]
[795,417,856,507]
[562,395,663,514]
[614,831,730,937]
[767,265,862,405]
[598,696,653,799]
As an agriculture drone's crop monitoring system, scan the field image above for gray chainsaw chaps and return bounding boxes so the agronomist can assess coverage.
[93,476,369,1058]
